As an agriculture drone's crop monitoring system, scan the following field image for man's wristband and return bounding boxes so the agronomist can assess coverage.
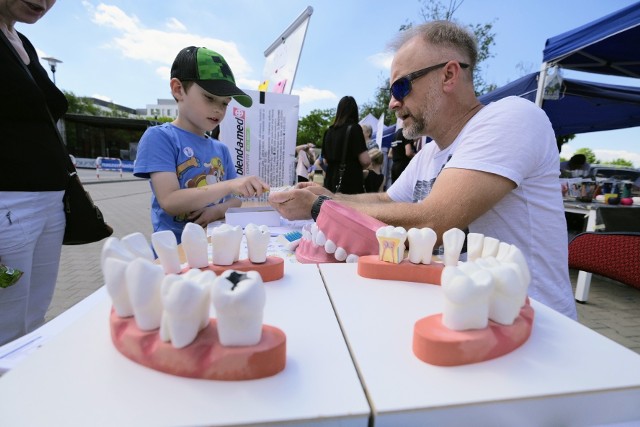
[311,195,331,221]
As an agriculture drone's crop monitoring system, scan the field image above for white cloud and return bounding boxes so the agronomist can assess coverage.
[86,3,252,77]
[92,94,113,102]
[155,66,170,81]
[292,86,337,105]
[368,52,393,70]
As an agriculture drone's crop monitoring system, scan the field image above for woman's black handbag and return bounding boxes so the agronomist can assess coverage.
[62,171,113,245]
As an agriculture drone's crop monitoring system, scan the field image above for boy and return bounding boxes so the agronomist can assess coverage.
[134,46,268,242]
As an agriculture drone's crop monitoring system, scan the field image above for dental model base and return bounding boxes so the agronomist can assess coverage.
[103,231,287,381]
[111,312,286,381]
[360,226,535,366]
[182,257,284,283]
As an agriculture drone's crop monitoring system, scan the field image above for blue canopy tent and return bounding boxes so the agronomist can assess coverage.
[535,2,640,105]
[479,72,640,137]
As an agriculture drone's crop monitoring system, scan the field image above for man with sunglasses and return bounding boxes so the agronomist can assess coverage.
[270,20,577,320]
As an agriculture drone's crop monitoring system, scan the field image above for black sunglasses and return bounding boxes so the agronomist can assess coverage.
[390,62,470,101]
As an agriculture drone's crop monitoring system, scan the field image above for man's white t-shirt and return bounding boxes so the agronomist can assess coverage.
[387,96,577,319]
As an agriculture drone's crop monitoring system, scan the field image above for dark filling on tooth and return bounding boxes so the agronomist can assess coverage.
[227,271,248,291]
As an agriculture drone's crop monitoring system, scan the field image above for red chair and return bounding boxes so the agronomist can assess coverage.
[568,232,640,299]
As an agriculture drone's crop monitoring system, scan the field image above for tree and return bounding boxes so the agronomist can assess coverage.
[575,147,597,165]
[64,90,100,115]
[604,158,633,167]
[296,108,335,149]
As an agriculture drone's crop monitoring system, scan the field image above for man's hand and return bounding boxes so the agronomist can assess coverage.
[268,188,320,220]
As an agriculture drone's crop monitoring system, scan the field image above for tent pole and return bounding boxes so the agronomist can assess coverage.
[534,62,549,107]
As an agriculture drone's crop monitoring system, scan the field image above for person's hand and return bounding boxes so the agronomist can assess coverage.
[188,205,224,227]
[268,188,320,220]
[295,181,333,196]
[228,176,269,197]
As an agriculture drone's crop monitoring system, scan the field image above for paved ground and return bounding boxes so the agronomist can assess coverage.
[47,170,640,355]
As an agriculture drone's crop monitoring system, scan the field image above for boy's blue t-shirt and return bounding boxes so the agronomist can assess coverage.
[133,123,238,241]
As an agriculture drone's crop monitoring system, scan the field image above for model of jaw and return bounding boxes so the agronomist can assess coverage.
[211,270,266,346]
[181,223,209,269]
[475,257,526,325]
[441,262,494,330]
[245,223,270,264]
[407,227,437,264]
[376,226,407,264]
[125,257,166,331]
[158,270,213,349]
[296,200,387,263]
[211,224,243,266]
[151,230,182,274]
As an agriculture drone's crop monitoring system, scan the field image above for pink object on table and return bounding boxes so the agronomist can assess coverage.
[111,310,286,381]
[181,256,284,282]
[357,255,444,285]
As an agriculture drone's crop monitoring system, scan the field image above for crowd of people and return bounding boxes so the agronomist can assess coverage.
[1,8,580,346]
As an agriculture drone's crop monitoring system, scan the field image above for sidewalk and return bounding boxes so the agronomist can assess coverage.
[47,174,640,355]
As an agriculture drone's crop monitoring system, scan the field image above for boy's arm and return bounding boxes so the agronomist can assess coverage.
[188,198,242,227]
[150,171,267,216]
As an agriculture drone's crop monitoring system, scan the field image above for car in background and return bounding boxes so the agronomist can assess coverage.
[587,164,640,182]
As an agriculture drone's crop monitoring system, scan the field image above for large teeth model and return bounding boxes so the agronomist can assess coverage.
[481,236,500,258]
[441,263,494,330]
[407,227,437,264]
[101,237,135,271]
[181,223,209,268]
[442,228,466,266]
[151,230,182,274]
[103,257,133,317]
[476,257,526,325]
[126,258,165,331]
[245,223,270,264]
[120,232,155,261]
[211,270,266,346]
[466,233,484,262]
[159,273,211,348]
[376,226,407,264]
[210,224,243,266]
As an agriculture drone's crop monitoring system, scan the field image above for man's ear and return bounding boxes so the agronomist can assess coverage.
[170,78,184,100]
[442,62,463,93]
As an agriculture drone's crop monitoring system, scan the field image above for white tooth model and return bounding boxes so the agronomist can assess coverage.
[476,257,526,325]
[211,270,266,346]
[101,237,135,271]
[245,223,270,264]
[103,257,134,317]
[442,227,466,266]
[407,227,437,264]
[126,258,165,331]
[376,226,407,264]
[159,273,211,349]
[211,224,243,266]
[121,232,155,261]
[466,233,484,262]
[181,222,209,268]
[481,236,500,258]
[440,262,494,330]
[151,230,182,274]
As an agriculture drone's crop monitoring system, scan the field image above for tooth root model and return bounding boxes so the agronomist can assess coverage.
[440,263,494,330]
[151,230,182,274]
[120,232,155,261]
[442,228,466,266]
[376,226,407,264]
[245,223,270,264]
[407,227,437,264]
[126,258,165,331]
[181,223,209,268]
[159,275,211,349]
[104,257,134,317]
[211,270,266,347]
[210,224,243,266]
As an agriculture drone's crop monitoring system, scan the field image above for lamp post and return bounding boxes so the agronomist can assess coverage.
[41,56,63,85]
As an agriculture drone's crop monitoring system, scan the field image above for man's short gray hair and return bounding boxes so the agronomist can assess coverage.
[388,20,478,72]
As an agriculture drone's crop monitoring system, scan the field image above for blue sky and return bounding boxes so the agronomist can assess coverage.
[20,0,640,166]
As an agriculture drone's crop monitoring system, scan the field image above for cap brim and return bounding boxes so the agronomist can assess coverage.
[196,81,253,107]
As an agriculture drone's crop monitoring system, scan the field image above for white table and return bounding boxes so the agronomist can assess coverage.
[0,264,370,427]
[321,263,640,427]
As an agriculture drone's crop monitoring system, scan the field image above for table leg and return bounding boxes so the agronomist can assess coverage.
[574,210,597,303]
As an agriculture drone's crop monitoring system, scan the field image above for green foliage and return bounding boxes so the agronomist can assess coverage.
[575,147,597,164]
[602,158,633,167]
[360,74,394,126]
[296,108,335,149]
[64,90,100,115]
[556,134,575,151]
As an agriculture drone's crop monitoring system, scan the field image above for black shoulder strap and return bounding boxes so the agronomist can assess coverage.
[339,125,353,167]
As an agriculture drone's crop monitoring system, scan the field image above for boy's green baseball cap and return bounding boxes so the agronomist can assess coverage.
[171,46,253,107]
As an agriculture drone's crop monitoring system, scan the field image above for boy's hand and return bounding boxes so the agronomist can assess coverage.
[229,176,269,197]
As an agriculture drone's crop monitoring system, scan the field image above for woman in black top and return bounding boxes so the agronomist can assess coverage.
[1,0,70,345]
[321,96,370,194]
